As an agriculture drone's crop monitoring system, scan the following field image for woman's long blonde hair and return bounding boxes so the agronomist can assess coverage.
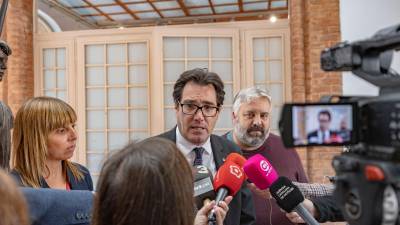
[12,96,83,188]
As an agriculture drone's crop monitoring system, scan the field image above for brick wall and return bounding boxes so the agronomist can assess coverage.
[290,0,343,183]
[0,0,34,114]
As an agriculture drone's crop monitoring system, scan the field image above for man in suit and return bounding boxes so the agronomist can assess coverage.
[307,110,342,144]
[157,68,256,225]
[21,188,94,225]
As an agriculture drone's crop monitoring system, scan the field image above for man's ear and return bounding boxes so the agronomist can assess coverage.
[232,111,237,121]
[175,104,180,119]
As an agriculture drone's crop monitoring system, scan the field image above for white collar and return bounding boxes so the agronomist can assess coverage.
[175,127,212,156]
[319,130,330,135]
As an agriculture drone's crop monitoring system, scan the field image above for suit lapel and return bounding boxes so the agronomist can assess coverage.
[210,135,227,169]
[159,127,177,142]
[66,166,77,189]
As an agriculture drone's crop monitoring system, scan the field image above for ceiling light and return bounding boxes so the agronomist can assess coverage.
[269,15,277,23]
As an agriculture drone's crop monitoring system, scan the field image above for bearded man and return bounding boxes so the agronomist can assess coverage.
[223,86,308,225]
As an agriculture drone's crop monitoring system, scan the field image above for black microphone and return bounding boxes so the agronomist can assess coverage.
[270,176,320,225]
[193,165,216,209]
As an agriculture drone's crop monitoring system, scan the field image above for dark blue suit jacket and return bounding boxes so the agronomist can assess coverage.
[11,163,93,191]
[21,188,94,225]
[157,127,256,225]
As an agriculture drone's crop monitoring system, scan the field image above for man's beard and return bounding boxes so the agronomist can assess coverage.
[234,122,270,149]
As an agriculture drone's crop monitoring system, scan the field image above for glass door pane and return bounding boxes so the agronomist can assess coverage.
[84,41,150,186]
[162,36,235,135]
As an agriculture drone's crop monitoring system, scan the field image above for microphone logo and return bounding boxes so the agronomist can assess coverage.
[196,165,209,174]
[229,165,243,179]
[260,160,274,177]
[260,160,270,172]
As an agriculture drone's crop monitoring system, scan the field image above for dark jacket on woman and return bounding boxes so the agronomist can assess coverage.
[10,163,93,191]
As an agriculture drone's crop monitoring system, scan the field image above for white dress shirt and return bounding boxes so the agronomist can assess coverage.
[318,130,331,143]
[175,127,217,175]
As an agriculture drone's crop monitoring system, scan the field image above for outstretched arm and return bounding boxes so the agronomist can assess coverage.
[21,188,94,225]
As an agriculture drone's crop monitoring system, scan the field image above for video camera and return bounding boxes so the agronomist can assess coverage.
[279,24,400,225]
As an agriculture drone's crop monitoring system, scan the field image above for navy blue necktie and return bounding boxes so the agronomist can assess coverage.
[193,147,205,166]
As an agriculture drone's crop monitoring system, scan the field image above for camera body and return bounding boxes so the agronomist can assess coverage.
[332,96,400,225]
[279,24,400,225]
[333,151,400,225]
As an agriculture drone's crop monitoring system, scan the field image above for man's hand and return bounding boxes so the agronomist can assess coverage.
[247,183,271,199]
[285,198,318,223]
[194,196,233,225]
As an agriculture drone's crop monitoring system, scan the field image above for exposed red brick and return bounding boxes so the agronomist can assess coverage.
[290,0,342,183]
[0,0,34,114]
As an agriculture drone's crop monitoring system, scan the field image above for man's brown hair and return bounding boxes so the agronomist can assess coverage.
[173,68,225,107]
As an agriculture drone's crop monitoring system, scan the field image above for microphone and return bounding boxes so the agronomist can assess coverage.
[193,165,216,209]
[225,152,247,167]
[243,154,319,225]
[208,153,247,224]
[243,154,278,189]
[214,153,247,202]
[270,177,319,225]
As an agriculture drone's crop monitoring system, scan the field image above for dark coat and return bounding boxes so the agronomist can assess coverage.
[11,163,93,191]
[312,195,344,222]
[307,130,342,144]
[21,188,94,225]
[157,128,256,225]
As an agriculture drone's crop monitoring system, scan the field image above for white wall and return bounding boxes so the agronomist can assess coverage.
[340,0,400,96]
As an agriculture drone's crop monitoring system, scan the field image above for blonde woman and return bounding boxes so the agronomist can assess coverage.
[11,96,93,191]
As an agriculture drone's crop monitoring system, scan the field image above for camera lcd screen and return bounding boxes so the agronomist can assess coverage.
[280,103,357,147]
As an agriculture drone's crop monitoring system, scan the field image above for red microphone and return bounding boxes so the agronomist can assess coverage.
[213,160,245,199]
[208,153,246,224]
[225,152,247,167]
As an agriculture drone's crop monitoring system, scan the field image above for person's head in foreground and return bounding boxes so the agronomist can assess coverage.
[92,137,230,225]
[0,169,29,225]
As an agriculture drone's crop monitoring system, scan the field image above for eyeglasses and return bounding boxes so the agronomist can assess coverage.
[178,101,219,117]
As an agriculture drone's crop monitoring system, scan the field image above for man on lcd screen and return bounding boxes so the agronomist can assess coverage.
[307,110,343,144]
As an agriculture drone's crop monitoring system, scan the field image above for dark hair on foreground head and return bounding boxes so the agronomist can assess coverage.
[0,169,29,225]
[92,137,195,225]
[173,68,225,107]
